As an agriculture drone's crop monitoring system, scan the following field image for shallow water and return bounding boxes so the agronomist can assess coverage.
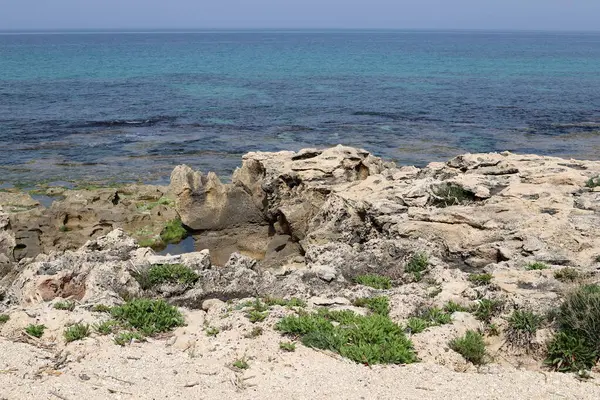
[1,30,600,185]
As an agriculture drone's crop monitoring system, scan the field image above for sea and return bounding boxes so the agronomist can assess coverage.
[1,30,600,186]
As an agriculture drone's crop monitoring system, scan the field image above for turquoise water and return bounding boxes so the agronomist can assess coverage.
[1,30,600,185]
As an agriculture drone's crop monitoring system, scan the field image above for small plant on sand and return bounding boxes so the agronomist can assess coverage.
[431,184,475,207]
[0,314,10,323]
[468,273,493,286]
[406,317,430,334]
[263,297,307,308]
[114,331,145,346]
[471,299,503,323]
[506,310,544,349]
[25,324,45,338]
[247,310,268,323]
[244,326,263,339]
[94,320,118,335]
[449,330,487,365]
[205,326,220,337]
[485,323,500,336]
[134,263,199,290]
[405,252,429,281]
[279,341,296,352]
[59,225,70,232]
[64,323,90,343]
[443,301,469,313]
[91,304,112,313]
[585,176,600,188]
[53,300,76,311]
[276,309,417,365]
[354,274,392,290]
[232,358,249,370]
[554,268,581,283]
[111,298,185,336]
[353,296,390,316]
[160,219,188,244]
[526,262,549,271]
[545,284,600,371]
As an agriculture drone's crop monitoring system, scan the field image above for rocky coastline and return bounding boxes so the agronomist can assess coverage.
[2,145,600,399]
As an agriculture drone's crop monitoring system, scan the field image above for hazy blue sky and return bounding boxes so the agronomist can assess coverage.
[1,0,599,31]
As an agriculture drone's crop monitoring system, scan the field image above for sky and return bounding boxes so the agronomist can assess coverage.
[1,0,599,31]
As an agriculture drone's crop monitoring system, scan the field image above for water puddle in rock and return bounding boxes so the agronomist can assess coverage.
[158,236,196,256]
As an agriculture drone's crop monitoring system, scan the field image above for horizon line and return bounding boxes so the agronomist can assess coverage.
[1,27,600,35]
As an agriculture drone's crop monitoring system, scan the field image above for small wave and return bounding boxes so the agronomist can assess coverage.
[352,111,443,123]
[70,116,177,128]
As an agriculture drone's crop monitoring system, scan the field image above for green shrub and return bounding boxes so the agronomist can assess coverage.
[232,358,249,370]
[557,285,600,352]
[279,341,296,352]
[554,268,581,283]
[114,331,145,346]
[247,310,268,323]
[134,264,198,290]
[0,314,9,323]
[64,323,90,343]
[205,326,220,337]
[94,320,118,335]
[25,324,45,338]
[111,298,185,336]
[468,273,493,286]
[471,299,503,323]
[53,300,76,311]
[263,297,307,308]
[406,317,429,334]
[585,176,600,188]
[91,304,112,313]
[449,330,487,365]
[443,301,469,313]
[160,219,188,244]
[546,332,597,372]
[506,310,544,349]
[405,252,429,281]
[276,310,417,365]
[431,184,475,207]
[354,274,392,290]
[353,296,390,316]
[526,262,549,271]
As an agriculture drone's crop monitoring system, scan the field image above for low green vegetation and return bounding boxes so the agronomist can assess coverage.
[205,326,220,337]
[354,274,392,290]
[471,299,503,323]
[136,197,174,212]
[506,310,544,349]
[64,323,90,343]
[0,314,9,323]
[405,252,429,281]
[468,273,493,286]
[160,219,188,244]
[59,225,70,232]
[406,306,453,334]
[263,297,307,308]
[53,300,76,311]
[25,324,45,338]
[94,320,118,335]
[525,262,549,271]
[546,284,600,372]
[279,341,296,352]
[134,263,199,290]
[443,301,469,313]
[111,298,185,336]
[247,310,268,323]
[585,176,600,188]
[232,358,249,370]
[431,184,475,207]
[276,308,417,365]
[353,296,390,316]
[91,304,112,313]
[449,330,487,365]
[554,267,581,283]
[114,331,145,346]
